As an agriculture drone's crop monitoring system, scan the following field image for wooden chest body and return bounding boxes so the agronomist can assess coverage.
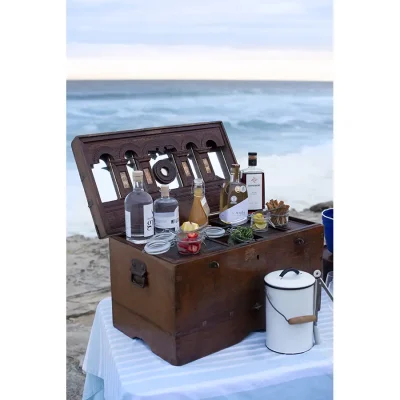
[72,121,324,366]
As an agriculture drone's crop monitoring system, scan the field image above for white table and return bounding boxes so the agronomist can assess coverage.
[82,292,333,400]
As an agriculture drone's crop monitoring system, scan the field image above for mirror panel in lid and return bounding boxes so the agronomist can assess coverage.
[71,121,237,239]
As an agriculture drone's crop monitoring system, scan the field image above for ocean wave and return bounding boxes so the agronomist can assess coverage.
[224,118,332,132]
[66,90,227,101]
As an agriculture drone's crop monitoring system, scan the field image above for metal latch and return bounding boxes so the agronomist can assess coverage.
[131,259,147,288]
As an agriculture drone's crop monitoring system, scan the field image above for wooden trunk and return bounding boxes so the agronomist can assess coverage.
[72,121,324,366]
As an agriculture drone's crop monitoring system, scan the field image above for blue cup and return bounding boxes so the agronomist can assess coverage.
[322,208,334,253]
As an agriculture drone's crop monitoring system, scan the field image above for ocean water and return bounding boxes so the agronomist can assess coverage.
[67,80,333,237]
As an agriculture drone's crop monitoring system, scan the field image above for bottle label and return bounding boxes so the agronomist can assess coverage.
[201,196,210,216]
[154,208,180,230]
[220,198,249,223]
[246,174,263,210]
[125,210,131,238]
[143,203,154,237]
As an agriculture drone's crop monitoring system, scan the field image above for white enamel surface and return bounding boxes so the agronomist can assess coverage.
[265,284,315,354]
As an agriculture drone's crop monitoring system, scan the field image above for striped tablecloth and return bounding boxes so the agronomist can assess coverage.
[82,292,333,400]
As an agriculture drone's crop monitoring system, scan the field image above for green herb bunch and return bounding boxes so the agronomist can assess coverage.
[229,226,254,244]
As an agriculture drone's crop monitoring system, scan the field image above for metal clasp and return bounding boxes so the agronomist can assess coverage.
[131,259,147,288]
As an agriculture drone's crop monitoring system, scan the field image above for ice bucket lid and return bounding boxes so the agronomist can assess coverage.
[264,268,315,290]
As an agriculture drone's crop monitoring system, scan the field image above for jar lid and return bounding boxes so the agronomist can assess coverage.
[143,240,171,255]
[205,227,225,238]
[152,232,176,242]
[264,268,315,290]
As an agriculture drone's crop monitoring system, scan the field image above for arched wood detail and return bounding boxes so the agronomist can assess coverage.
[91,146,117,165]
[118,143,140,160]
[203,136,224,148]
[182,136,202,150]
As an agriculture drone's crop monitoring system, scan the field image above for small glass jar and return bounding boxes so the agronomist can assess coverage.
[250,210,270,232]
[176,231,204,255]
[269,209,289,227]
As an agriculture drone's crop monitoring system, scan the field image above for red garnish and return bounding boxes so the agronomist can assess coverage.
[187,232,199,240]
[188,243,200,254]
[178,241,190,250]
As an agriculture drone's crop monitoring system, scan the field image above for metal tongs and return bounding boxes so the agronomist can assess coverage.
[313,269,333,345]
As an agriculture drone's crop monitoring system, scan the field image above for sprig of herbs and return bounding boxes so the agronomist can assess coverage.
[229,226,254,243]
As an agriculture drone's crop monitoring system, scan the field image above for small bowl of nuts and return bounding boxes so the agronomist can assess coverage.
[266,199,290,227]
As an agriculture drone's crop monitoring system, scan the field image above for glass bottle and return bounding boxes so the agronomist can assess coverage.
[240,152,265,212]
[219,165,233,211]
[188,178,209,227]
[219,164,248,225]
[124,170,154,244]
[153,185,180,233]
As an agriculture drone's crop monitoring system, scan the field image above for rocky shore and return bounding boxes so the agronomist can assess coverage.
[66,202,332,399]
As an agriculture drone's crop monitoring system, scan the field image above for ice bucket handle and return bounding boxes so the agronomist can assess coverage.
[287,315,317,325]
[279,268,300,278]
[266,292,316,325]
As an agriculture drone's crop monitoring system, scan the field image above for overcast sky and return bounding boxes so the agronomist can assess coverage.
[67,0,332,80]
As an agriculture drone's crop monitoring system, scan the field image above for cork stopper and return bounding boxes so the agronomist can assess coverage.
[132,170,143,181]
[160,185,170,196]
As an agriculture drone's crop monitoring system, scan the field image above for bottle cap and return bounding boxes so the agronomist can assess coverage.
[248,153,257,166]
[132,170,144,182]
[231,164,240,172]
[160,185,170,196]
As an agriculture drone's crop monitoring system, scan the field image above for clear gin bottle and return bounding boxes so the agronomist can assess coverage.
[125,170,154,244]
[153,185,180,233]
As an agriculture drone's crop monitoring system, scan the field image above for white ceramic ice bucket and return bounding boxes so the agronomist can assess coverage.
[264,268,316,354]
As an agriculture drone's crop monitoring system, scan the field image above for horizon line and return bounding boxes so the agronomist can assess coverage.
[66,78,333,83]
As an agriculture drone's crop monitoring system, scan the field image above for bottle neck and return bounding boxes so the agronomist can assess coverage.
[193,179,205,197]
[133,180,144,191]
[160,189,170,198]
[248,160,257,167]
[232,169,240,182]
[193,187,204,198]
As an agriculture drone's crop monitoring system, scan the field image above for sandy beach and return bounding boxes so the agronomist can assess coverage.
[66,204,330,399]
